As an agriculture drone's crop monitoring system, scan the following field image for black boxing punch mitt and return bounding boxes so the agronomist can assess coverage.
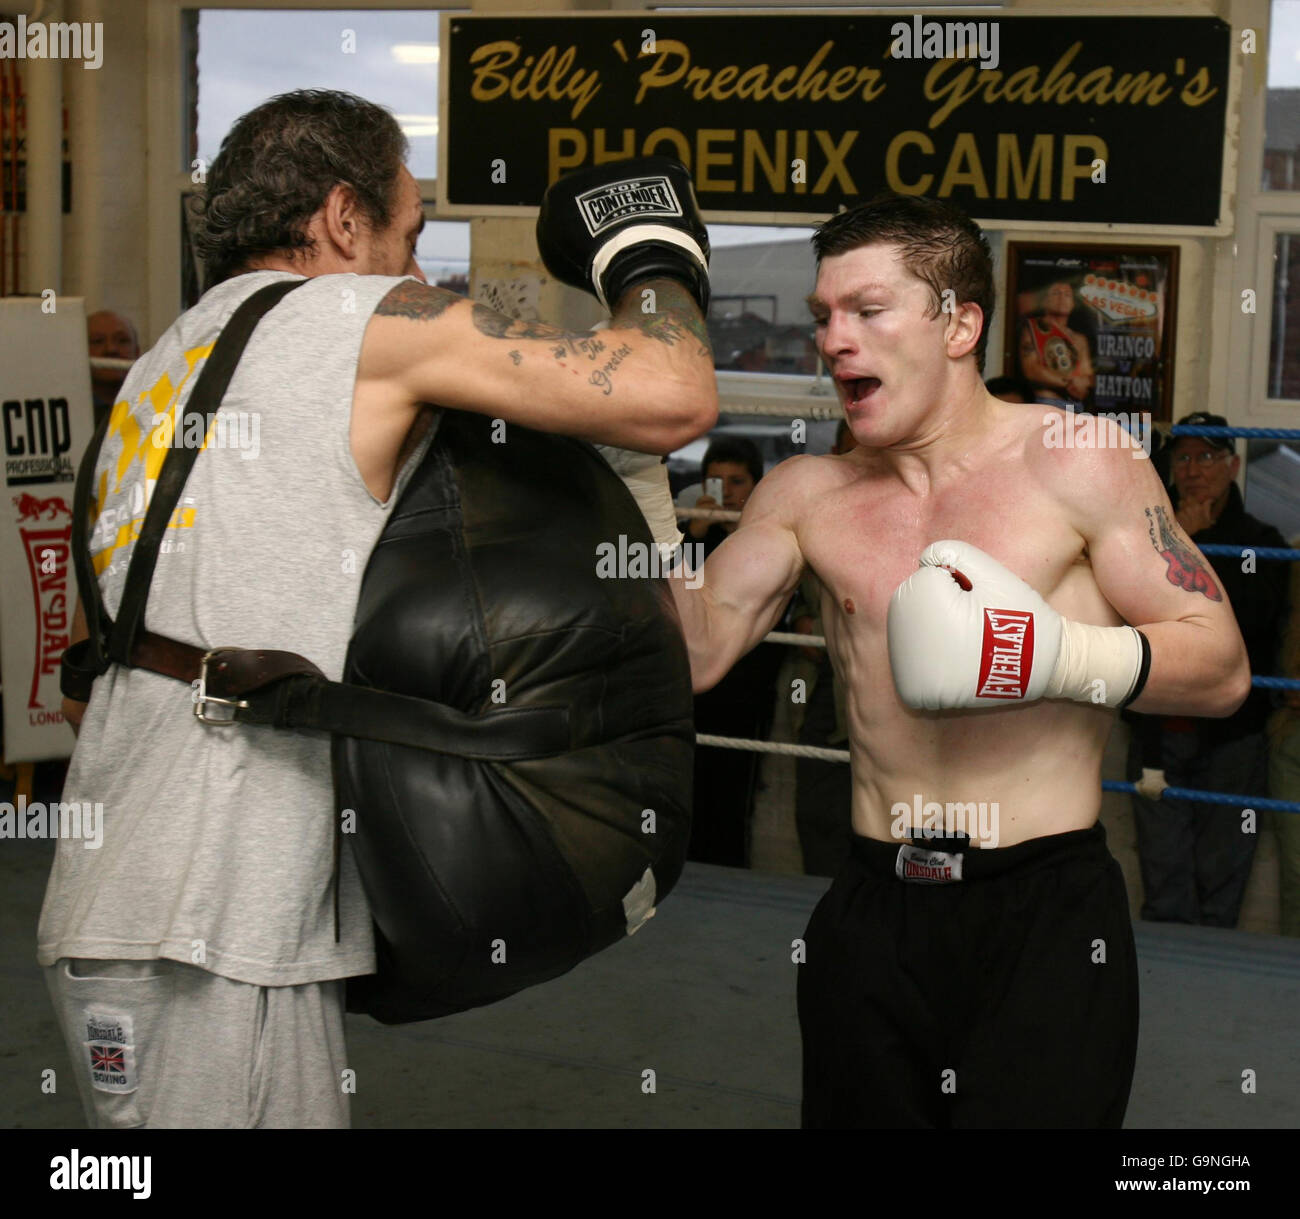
[536,155,711,312]
[336,411,695,1023]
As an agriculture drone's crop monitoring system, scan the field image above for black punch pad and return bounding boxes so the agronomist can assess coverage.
[336,411,695,1023]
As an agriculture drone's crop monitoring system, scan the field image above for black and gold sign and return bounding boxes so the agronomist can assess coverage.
[440,13,1229,226]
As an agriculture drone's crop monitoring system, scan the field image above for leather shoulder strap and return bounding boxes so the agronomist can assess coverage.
[106,278,305,665]
[70,406,114,675]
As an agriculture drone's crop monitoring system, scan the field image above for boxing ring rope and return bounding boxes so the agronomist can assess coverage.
[1172,424,1300,441]
[1099,781,1299,812]
[1198,545,1299,561]
[696,733,851,764]
[678,418,1300,812]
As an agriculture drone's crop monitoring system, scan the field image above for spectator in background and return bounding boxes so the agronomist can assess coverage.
[86,310,141,427]
[984,374,1035,404]
[684,437,787,865]
[1269,554,1300,937]
[685,436,760,546]
[792,419,857,876]
[1125,414,1290,927]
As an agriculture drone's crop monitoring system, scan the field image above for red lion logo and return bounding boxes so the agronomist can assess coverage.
[12,494,71,521]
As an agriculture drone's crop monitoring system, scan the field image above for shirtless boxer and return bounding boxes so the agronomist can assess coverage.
[667,194,1250,1128]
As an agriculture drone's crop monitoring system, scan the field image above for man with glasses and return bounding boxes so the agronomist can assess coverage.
[1126,412,1291,927]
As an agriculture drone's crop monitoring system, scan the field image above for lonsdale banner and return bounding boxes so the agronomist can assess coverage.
[439,12,1230,227]
[1,298,94,762]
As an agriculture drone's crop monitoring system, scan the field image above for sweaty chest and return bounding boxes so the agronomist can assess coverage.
[800,477,1087,635]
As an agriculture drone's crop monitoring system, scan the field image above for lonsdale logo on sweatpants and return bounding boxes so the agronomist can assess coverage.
[977,608,1034,699]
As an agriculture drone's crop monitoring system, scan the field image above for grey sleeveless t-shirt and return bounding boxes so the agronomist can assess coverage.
[37,270,431,985]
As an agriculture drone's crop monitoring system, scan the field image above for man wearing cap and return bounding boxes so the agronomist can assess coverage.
[1125,413,1291,927]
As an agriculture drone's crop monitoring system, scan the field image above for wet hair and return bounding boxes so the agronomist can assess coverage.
[194,89,409,285]
[702,436,763,485]
[812,192,995,372]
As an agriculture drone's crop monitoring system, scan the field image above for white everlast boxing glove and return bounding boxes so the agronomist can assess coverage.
[888,540,1151,710]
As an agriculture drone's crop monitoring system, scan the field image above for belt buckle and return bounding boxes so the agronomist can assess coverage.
[192,649,249,726]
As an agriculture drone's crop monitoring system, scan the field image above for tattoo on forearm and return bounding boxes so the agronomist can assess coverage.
[457,280,708,396]
[1145,505,1222,601]
[589,344,633,395]
[616,280,712,357]
[375,280,460,321]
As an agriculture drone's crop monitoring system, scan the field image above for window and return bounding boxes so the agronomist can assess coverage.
[178,8,468,302]
[1267,229,1300,398]
[707,224,817,375]
[1264,0,1300,190]
[191,9,442,178]
[415,218,468,292]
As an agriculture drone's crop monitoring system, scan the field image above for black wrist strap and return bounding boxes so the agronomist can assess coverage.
[1119,629,1153,709]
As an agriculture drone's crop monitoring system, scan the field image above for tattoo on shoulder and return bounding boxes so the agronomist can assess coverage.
[375,280,460,322]
[470,305,575,341]
[1145,505,1222,601]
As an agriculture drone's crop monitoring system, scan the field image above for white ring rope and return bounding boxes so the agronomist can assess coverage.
[764,630,827,648]
[678,506,741,522]
[715,400,842,419]
[695,733,851,763]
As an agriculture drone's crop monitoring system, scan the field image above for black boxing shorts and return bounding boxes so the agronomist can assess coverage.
[797,822,1138,1128]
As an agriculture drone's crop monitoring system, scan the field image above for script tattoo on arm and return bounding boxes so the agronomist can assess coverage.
[467,280,710,395]
[470,304,638,394]
[1145,504,1223,601]
[374,280,461,322]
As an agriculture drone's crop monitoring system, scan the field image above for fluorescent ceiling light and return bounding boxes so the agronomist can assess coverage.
[396,114,439,137]
[391,43,440,65]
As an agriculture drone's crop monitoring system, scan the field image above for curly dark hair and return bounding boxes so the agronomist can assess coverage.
[812,193,994,372]
[193,89,409,285]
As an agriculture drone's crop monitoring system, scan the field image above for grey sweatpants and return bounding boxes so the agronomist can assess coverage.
[45,958,350,1128]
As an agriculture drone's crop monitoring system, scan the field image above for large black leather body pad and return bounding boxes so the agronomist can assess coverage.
[336,411,695,1023]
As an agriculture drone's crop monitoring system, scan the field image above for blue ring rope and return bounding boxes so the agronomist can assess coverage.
[1102,780,1300,814]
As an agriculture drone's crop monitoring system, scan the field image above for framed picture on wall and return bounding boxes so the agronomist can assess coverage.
[1003,242,1179,423]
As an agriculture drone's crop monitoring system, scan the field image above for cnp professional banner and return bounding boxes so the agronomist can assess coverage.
[440,12,1230,227]
[1,297,94,762]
